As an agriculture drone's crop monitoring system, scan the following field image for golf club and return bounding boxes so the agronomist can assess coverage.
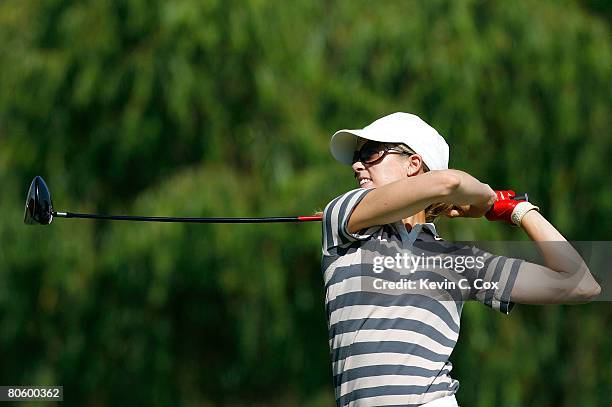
[23,176,323,225]
[23,176,529,226]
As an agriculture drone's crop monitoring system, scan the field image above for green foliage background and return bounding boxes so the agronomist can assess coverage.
[0,0,610,405]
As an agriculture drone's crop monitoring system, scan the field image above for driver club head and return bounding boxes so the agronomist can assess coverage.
[24,176,54,225]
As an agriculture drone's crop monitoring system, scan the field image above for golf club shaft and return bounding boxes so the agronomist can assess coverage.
[51,195,528,224]
[52,211,323,223]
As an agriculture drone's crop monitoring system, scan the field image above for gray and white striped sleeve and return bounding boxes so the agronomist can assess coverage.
[463,246,523,315]
[322,188,377,251]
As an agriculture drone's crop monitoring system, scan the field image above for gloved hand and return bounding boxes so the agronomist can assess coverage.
[486,190,539,226]
[485,190,520,224]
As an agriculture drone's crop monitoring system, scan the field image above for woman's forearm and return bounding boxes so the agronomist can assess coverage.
[521,210,565,241]
[519,210,600,300]
[348,171,459,232]
[347,169,494,233]
[521,210,578,271]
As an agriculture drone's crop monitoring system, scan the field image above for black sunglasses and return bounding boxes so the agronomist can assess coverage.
[352,141,413,165]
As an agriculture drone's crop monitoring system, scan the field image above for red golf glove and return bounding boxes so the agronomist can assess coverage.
[485,190,521,224]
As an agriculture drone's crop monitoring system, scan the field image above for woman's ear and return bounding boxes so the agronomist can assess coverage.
[405,154,425,176]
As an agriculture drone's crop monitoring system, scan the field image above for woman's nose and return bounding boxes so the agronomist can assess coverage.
[352,160,365,172]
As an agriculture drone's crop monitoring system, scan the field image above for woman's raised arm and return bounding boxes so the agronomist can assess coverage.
[348,169,496,233]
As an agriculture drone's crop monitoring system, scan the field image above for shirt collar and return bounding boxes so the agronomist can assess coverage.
[394,222,441,245]
[420,222,439,237]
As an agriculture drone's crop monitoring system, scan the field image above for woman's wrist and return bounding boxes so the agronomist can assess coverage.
[512,202,540,226]
[521,209,567,242]
[520,209,540,227]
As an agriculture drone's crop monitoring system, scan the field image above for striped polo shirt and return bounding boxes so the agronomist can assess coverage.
[322,188,522,407]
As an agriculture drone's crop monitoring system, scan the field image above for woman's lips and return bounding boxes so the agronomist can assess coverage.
[359,178,372,188]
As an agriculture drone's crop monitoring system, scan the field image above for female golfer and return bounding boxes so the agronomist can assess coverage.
[322,112,600,407]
